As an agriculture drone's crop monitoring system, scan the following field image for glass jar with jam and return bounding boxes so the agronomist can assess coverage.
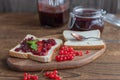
[38,0,69,28]
[68,6,106,33]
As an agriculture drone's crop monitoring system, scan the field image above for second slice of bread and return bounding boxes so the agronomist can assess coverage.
[63,30,105,50]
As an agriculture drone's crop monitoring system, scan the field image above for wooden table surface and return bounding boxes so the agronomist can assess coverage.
[0,13,120,80]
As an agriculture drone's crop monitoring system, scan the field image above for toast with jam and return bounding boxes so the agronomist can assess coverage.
[9,34,63,62]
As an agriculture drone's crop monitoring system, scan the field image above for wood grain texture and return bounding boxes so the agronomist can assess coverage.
[0,13,120,80]
[0,0,119,13]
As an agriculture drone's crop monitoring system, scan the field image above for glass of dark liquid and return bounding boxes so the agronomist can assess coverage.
[68,6,106,33]
[38,0,69,28]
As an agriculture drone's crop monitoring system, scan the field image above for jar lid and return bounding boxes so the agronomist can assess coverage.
[104,13,120,27]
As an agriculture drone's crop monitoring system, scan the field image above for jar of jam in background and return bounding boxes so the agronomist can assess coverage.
[68,6,106,33]
[38,0,69,28]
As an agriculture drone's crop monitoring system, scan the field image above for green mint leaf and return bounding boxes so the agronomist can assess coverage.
[27,40,38,51]
[31,44,37,51]
[27,40,37,45]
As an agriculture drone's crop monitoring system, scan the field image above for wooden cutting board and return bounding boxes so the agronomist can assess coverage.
[7,34,106,71]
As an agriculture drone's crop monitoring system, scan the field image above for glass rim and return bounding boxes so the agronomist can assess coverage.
[72,6,105,18]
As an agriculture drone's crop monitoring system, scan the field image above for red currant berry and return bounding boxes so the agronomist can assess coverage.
[49,74,55,79]
[30,75,34,79]
[45,72,50,77]
[56,55,60,61]
[86,50,89,54]
[66,55,70,60]
[63,56,67,61]
[75,51,79,56]
[59,50,64,55]
[27,74,31,80]
[55,76,61,80]
[79,51,83,56]
[60,46,66,50]
[69,55,74,60]
[23,77,27,80]
[68,47,74,51]
[53,70,58,74]
[69,51,74,55]
[64,51,67,55]
[59,57,64,61]
[65,47,69,51]
[24,73,28,77]
[33,75,38,80]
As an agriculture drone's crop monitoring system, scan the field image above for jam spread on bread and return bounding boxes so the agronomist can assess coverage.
[15,37,56,56]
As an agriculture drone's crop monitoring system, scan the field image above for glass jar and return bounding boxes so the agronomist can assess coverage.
[38,0,69,28]
[68,6,106,33]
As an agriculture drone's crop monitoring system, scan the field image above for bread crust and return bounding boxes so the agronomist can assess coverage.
[65,45,105,50]
[9,51,29,59]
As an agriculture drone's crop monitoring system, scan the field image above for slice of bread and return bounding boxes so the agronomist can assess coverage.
[63,30,101,41]
[9,34,63,62]
[63,30,105,50]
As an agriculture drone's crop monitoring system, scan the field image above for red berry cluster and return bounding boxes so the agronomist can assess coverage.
[56,46,83,62]
[56,46,90,62]
[23,73,38,80]
[44,70,61,80]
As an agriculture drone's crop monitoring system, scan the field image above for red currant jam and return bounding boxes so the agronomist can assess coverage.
[70,8,104,33]
[38,9,69,27]
[15,38,56,56]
